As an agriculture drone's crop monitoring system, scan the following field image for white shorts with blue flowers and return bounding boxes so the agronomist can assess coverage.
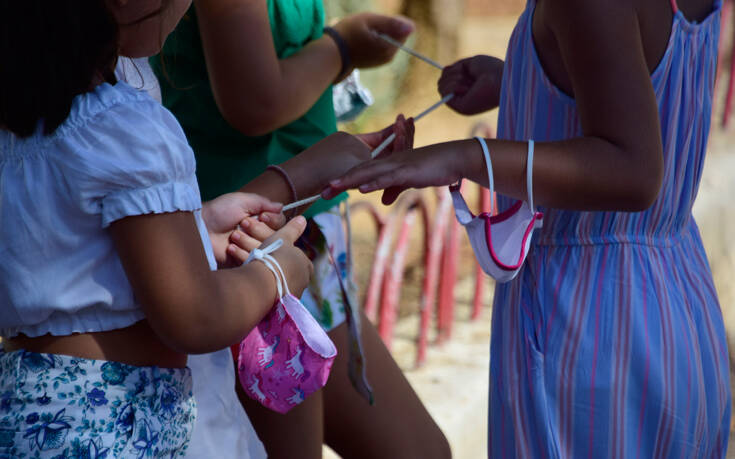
[0,349,195,458]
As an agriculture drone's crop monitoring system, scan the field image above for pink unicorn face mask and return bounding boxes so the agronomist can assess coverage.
[236,240,337,414]
[450,138,543,283]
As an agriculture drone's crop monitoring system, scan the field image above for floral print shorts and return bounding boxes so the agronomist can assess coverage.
[0,349,195,458]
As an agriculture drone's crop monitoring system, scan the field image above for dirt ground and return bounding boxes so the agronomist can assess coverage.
[344,12,735,456]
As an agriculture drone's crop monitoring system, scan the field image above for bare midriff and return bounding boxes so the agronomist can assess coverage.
[3,320,186,368]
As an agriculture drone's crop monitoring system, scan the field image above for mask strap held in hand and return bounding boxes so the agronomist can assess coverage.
[527,140,535,213]
[246,239,292,299]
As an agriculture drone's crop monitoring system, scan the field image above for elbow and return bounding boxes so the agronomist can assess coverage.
[145,296,237,355]
[623,155,663,212]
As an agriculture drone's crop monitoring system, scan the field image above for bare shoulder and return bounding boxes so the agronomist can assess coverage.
[538,0,636,24]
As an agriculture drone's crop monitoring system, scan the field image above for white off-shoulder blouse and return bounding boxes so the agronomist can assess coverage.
[0,81,216,338]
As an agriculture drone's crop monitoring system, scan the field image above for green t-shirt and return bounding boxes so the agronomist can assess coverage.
[151,1,346,217]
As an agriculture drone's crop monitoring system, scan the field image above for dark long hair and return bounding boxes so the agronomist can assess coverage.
[0,0,119,138]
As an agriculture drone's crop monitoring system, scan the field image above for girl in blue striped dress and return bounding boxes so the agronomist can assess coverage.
[324,0,731,456]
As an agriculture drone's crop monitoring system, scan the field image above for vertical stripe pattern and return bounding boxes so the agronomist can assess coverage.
[489,1,731,457]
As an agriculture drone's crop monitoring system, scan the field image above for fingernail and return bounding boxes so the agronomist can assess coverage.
[330,179,342,186]
[231,231,241,241]
[398,20,413,34]
[261,214,270,222]
[293,216,306,226]
[359,184,375,192]
[240,219,250,228]
[227,244,237,254]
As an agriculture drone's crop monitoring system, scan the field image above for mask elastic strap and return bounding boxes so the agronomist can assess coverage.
[475,136,495,211]
[246,239,289,299]
[527,140,535,213]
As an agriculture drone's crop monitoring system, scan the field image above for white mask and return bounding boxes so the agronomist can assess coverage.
[450,138,543,283]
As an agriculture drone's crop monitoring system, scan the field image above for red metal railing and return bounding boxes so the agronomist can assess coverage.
[354,123,495,367]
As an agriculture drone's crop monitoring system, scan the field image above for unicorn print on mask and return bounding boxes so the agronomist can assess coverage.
[248,376,268,404]
[287,388,306,406]
[257,336,280,369]
[285,348,305,379]
[236,240,337,414]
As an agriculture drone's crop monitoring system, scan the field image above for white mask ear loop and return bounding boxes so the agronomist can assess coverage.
[246,239,288,299]
[262,253,292,298]
[474,136,495,213]
[527,140,535,213]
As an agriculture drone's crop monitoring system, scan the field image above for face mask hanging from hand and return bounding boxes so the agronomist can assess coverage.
[450,138,543,283]
[236,240,337,414]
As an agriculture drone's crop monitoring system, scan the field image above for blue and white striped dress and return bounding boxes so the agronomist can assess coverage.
[490,0,731,457]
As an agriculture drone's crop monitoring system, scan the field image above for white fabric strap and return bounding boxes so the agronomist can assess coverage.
[246,239,292,299]
[527,140,535,213]
[474,136,494,196]
[375,32,444,70]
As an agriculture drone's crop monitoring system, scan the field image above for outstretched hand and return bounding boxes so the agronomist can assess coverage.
[322,142,463,205]
[202,192,286,269]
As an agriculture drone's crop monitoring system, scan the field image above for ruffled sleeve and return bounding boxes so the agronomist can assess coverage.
[56,84,202,227]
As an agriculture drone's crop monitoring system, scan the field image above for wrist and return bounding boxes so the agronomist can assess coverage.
[323,26,352,82]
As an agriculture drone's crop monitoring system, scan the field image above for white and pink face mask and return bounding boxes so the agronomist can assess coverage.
[450,138,543,283]
[236,240,337,414]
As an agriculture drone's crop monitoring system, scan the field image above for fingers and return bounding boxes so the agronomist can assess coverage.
[369,14,414,41]
[322,160,399,197]
[355,124,392,150]
[273,216,307,244]
[393,115,415,152]
[227,230,261,265]
[239,217,276,241]
[238,192,283,215]
[438,59,472,101]
[382,186,407,205]
[258,212,286,230]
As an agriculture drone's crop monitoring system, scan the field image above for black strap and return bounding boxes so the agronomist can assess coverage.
[323,26,351,81]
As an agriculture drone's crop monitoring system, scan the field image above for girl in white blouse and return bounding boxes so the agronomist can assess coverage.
[0,1,377,456]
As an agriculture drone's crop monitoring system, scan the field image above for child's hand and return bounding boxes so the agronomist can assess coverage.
[202,192,285,269]
[322,143,462,205]
[226,216,278,264]
[333,13,414,70]
[355,114,415,159]
[439,55,505,115]
[258,216,313,298]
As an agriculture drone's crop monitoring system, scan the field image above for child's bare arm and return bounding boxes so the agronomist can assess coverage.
[325,0,664,213]
[238,116,413,211]
[193,0,412,136]
[109,212,311,354]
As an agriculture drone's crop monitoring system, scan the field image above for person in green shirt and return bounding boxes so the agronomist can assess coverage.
[152,1,451,458]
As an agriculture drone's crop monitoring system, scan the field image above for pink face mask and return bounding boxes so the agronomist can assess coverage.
[450,138,543,283]
[236,240,337,414]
